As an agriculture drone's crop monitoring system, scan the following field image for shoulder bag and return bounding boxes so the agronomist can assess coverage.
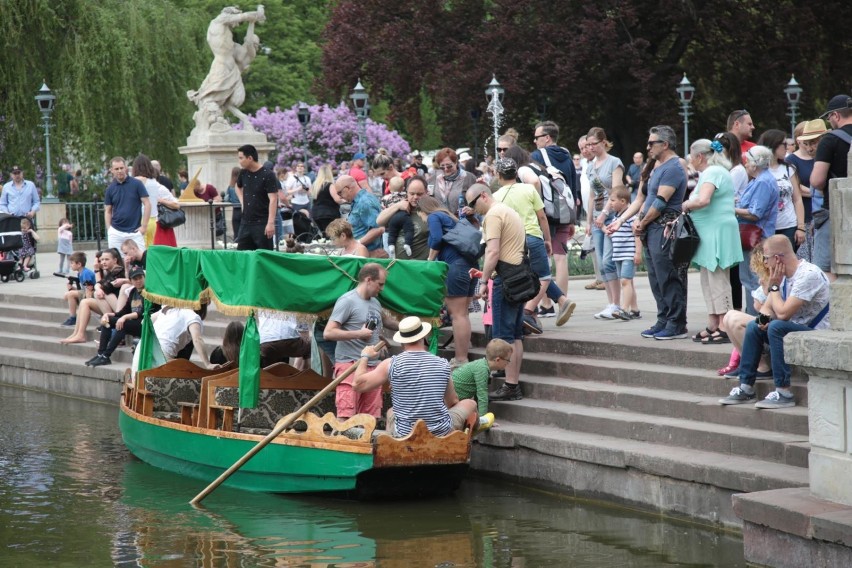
[666,212,700,264]
[495,246,541,304]
[158,204,186,229]
[442,217,483,262]
[739,223,762,251]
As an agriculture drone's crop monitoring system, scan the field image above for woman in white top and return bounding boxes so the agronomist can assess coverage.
[285,162,312,214]
[132,154,181,247]
[757,129,805,248]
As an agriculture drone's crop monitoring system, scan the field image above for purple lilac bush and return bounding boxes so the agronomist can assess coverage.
[249,103,410,171]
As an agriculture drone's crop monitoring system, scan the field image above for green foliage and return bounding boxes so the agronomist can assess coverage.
[417,89,444,151]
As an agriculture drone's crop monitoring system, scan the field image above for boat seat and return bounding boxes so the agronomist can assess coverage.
[211,385,336,432]
[151,411,182,423]
[144,376,203,414]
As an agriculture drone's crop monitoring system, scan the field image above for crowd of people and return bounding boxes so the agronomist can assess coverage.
[3,92,847,432]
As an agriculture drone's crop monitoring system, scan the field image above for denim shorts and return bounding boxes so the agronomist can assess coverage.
[446,260,477,297]
[491,276,524,342]
[615,259,635,280]
[526,235,551,280]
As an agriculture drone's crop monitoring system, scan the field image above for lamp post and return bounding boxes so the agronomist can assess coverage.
[784,75,803,139]
[349,79,369,156]
[297,102,311,167]
[34,81,57,201]
[470,107,481,165]
[536,92,550,123]
[485,75,505,158]
[675,74,695,152]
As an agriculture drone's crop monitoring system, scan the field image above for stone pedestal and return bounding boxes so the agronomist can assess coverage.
[34,201,67,248]
[179,129,275,194]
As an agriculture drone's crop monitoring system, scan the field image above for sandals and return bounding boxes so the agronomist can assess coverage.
[701,330,731,345]
[692,327,714,342]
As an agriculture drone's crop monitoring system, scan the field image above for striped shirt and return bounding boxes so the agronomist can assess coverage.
[609,217,636,262]
[388,351,452,437]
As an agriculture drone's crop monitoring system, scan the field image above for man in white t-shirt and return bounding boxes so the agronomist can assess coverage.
[284,162,311,214]
[152,305,213,367]
[720,236,829,409]
[257,310,310,368]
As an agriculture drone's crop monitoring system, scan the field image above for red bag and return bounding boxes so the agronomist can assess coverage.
[739,223,762,251]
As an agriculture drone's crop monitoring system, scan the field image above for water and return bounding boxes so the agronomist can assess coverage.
[0,385,745,567]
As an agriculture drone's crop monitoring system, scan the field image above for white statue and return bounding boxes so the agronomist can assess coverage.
[188,5,265,134]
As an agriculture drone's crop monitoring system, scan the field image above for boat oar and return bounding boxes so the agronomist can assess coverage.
[190,340,387,505]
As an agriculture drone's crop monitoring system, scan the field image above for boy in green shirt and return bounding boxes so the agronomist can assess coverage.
[452,339,512,432]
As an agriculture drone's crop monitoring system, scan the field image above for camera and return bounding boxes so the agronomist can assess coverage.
[757,313,771,325]
[366,317,378,331]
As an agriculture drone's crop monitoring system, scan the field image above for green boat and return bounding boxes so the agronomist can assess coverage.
[119,247,472,498]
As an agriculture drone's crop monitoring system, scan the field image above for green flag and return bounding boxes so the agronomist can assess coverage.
[136,300,166,373]
[239,311,261,409]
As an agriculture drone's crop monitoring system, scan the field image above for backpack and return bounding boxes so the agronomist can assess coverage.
[529,151,576,225]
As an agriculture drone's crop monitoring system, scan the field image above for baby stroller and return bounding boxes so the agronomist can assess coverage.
[0,214,39,282]
[292,210,323,244]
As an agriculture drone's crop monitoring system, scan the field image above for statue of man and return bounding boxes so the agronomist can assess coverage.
[188,5,266,133]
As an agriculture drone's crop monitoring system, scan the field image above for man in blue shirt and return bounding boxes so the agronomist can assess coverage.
[335,175,385,257]
[0,166,40,219]
[633,125,688,340]
[104,157,150,253]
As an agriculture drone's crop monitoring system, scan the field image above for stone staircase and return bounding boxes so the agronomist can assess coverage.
[463,331,810,528]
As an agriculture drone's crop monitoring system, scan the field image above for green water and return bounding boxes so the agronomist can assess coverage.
[0,385,744,567]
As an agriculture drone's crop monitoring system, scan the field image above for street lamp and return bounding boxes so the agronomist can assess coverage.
[485,75,505,158]
[675,74,695,152]
[297,102,311,167]
[470,107,481,165]
[536,92,550,123]
[34,81,57,201]
[349,79,369,156]
[784,75,803,139]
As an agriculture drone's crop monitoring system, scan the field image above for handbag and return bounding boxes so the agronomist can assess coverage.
[666,212,700,264]
[157,204,186,229]
[496,247,541,304]
[442,217,483,262]
[739,223,762,251]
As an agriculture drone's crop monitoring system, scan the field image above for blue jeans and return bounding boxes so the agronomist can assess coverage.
[592,218,617,282]
[739,258,759,316]
[739,319,812,389]
[491,276,525,342]
[644,223,687,332]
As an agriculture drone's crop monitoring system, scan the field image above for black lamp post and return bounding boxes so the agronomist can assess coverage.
[349,79,369,155]
[784,75,803,139]
[675,74,695,151]
[470,107,481,165]
[297,102,311,167]
[536,92,550,123]
[34,81,57,201]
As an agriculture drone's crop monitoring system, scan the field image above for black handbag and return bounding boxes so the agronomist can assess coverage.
[157,204,186,229]
[496,246,541,304]
[666,212,700,264]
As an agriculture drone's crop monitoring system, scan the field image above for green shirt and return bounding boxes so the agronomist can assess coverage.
[452,358,491,416]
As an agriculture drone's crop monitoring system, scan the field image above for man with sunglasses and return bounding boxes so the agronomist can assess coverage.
[810,94,852,276]
[719,235,829,409]
[531,121,578,199]
[726,110,755,154]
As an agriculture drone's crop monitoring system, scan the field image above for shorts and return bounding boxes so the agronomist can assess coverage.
[615,259,635,280]
[334,360,383,418]
[812,216,831,272]
[526,235,551,280]
[549,224,574,256]
[491,276,524,342]
[446,260,476,297]
[700,266,733,315]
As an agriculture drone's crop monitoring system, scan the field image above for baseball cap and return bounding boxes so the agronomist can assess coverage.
[820,94,852,118]
[129,267,145,279]
[494,158,517,176]
[353,152,366,160]
[11,165,22,173]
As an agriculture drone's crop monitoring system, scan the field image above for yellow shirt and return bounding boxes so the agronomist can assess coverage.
[483,202,525,266]
[493,182,544,239]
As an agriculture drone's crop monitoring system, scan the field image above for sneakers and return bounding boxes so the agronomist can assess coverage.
[522,314,543,335]
[755,391,796,409]
[61,316,77,327]
[653,328,689,340]
[475,412,495,433]
[538,305,556,318]
[641,323,665,338]
[627,310,641,319]
[594,304,616,320]
[489,382,523,401]
[85,353,103,366]
[722,367,740,379]
[585,280,602,290]
[611,307,631,321]
[556,300,576,326]
[719,386,756,405]
[89,355,112,367]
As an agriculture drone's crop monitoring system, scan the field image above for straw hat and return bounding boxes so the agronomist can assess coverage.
[393,316,433,344]
[798,119,828,141]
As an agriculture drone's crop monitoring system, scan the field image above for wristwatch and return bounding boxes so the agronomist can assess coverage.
[769,284,780,293]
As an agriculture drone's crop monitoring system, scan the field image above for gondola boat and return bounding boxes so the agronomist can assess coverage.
[119,246,471,498]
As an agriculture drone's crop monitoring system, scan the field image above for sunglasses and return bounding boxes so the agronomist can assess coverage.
[646,140,665,148]
[467,193,483,209]
[497,147,509,153]
[533,133,548,140]
[731,109,750,121]
[440,163,455,170]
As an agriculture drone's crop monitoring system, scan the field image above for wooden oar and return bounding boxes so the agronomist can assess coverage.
[190,340,386,505]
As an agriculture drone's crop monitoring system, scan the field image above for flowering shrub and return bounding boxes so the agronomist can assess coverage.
[250,103,410,171]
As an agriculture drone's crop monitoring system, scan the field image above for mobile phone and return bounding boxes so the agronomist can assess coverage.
[366,318,378,331]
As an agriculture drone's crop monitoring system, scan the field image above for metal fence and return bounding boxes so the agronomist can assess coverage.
[66,201,106,243]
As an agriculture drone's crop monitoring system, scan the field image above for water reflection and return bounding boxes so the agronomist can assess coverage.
[0,385,744,567]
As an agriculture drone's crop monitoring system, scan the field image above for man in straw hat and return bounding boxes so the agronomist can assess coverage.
[353,316,486,437]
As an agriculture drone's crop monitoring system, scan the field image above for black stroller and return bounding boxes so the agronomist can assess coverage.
[0,213,39,282]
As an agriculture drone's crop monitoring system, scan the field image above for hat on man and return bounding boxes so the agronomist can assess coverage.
[353,152,366,161]
[798,119,828,141]
[820,94,852,119]
[393,316,433,344]
[494,157,517,176]
[11,165,22,174]
[129,267,145,279]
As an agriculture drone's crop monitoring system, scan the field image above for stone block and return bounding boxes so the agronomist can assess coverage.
[742,520,852,568]
[733,487,848,538]
[785,330,852,372]
[830,181,852,276]
[806,378,846,452]
[810,449,852,506]
[812,509,852,548]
